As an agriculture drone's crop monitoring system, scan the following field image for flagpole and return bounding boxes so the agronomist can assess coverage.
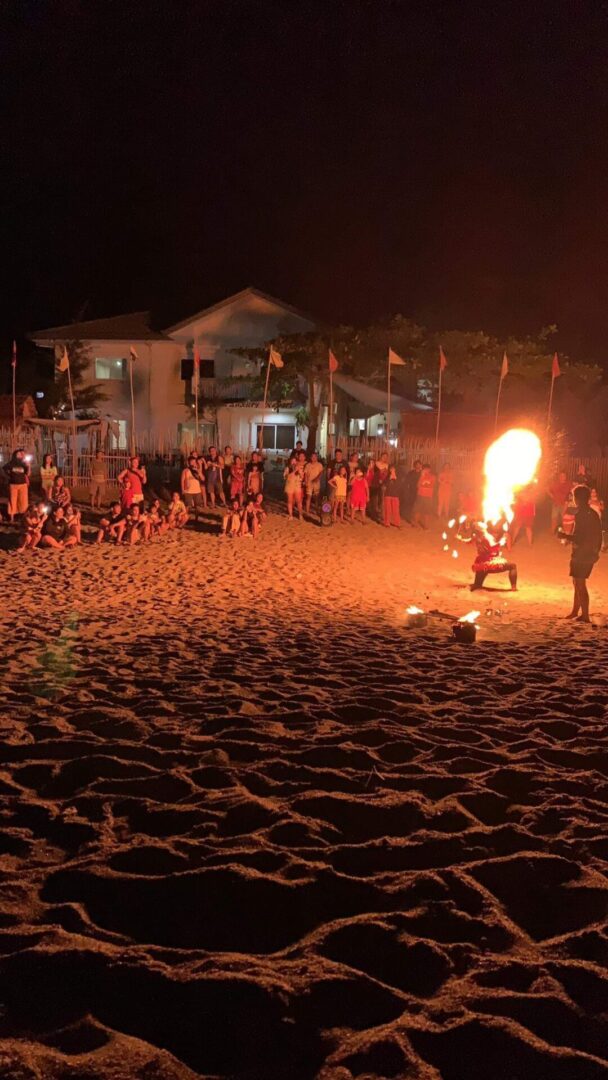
[547,372,556,432]
[258,353,272,451]
[494,372,504,433]
[11,343,17,448]
[435,363,443,451]
[328,365,334,459]
[194,356,199,451]
[128,352,136,455]
[386,350,391,451]
[65,353,77,487]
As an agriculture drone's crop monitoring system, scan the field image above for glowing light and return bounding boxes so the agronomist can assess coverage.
[451,550,459,558]
[25,454,33,463]
[448,518,456,528]
[482,428,541,524]
[459,610,480,624]
[458,514,467,523]
[443,544,449,551]
[442,531,447,540]
[406,605,424,615]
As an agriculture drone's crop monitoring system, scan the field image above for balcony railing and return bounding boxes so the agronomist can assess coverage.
[198,378,254,401]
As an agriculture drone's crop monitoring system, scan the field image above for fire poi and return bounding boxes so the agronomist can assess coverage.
[445,428,542,593]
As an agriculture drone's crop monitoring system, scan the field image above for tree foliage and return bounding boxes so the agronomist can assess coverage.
[46,340,108,416]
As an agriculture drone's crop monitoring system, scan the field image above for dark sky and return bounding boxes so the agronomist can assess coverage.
[3,0,608,358]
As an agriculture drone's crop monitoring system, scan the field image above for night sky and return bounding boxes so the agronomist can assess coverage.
[3,1,608,359]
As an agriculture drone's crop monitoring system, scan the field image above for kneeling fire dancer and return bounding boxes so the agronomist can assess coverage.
[465,522,518,592]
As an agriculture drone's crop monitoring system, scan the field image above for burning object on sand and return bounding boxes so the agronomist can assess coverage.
[452,610,480,643]
[405,605,427,628]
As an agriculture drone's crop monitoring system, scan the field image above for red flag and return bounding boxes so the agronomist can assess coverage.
[193,344,200,371]
[552,352,561,379]
[439,346,447,372]
[328,349,339,373]
[501,352,508,379]
[11,340,16,369]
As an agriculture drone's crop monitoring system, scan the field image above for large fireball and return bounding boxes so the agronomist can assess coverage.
[482,428,542,525]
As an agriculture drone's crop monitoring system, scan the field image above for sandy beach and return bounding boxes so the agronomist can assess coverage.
[1,508,608,1079]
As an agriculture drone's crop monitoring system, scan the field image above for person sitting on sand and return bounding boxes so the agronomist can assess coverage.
[240,496,262,538]
[65,504,82,545]
[349,466,369,524]
[41,506,77,550]
[221,499,243,537]
[51,475,71,510]
[18,502,46,551]
[125,504,150,544]
[147,498,168,537]
[167,492,188,529]
[465,522,518,592]
[253,492,267,529]
[96,502,126,544]
[558,484,603,623]
[329,465,348,522]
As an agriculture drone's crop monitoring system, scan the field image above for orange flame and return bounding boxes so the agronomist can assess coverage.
[482,428,542,524]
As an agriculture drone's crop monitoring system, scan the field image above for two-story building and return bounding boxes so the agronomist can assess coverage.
[31,287,318,454]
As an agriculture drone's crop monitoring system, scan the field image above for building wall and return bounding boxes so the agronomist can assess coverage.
[169,292,316,379]
[216,405,307,455]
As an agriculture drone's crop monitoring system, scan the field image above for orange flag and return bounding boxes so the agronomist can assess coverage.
[552,352,561,379]
[439,346,447,371]
[328,349,339,373]
[501,352,508,379]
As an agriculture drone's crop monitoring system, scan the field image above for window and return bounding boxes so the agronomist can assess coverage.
[110,420,128,449]
[95,358,127,381]
[200,359,215,379]
[256,423,296,451]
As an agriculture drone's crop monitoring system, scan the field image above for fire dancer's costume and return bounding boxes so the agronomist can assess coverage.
[470,527,518,591]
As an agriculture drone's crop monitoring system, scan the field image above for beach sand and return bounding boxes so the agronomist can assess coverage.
[1,509,608,1079]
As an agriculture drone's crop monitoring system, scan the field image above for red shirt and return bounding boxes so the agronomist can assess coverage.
[126,468,143,497]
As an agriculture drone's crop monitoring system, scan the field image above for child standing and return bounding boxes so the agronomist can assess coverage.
[329,465,348,522]
[230,456,246,506]
[283,461,304,521]
[349,467,369,523]
[120,477,134,514]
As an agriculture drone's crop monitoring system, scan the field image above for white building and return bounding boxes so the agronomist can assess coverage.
[31,287,317,454]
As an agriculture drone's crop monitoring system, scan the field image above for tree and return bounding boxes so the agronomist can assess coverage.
[45,340,108,416]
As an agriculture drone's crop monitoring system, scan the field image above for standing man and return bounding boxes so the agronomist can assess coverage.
[404,459,422,523]
[117,455,147,512]
[89,451,108,509]
[181,453,206,521]
[547,469,571,535]
[4,449,30,522]
[559,485,603,624]
[304,451,324,516]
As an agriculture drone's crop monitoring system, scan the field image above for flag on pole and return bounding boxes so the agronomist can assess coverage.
[269,345,284,368]
[501,352,509,379]
[58,346,70,373]
[11,340,17,369]
[328,349,339,373]
[439,346,447,371]
[552,352,561,379]
[193,344,200,373]
[130,346,138,362]
[388,347,406,366]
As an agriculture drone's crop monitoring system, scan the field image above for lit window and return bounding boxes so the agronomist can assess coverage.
[256,424,295,451]
[95,358,127,380]
[110,419,128,449]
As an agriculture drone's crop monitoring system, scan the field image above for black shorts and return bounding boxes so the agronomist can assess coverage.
[570,556,597,580]
[184,492,204,509]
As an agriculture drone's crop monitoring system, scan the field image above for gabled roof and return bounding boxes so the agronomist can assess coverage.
[165,286,317,334]
[333,374,430,414]
[30,311,171,343]
[0,394,37,421]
